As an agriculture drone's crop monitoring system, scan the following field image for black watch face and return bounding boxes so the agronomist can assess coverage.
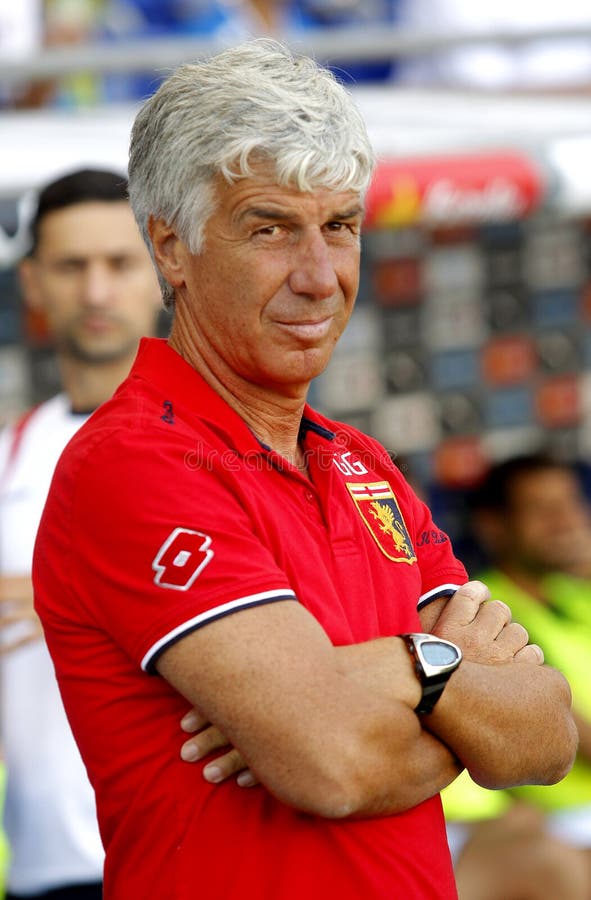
[422,641,459,666]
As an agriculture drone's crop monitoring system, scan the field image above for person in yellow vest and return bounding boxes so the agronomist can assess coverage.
[442,453,591,899]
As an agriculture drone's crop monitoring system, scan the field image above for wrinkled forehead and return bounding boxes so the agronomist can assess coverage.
[210,175,362,234]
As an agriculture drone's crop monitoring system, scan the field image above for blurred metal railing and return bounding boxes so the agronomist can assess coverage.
[2,24,591,87]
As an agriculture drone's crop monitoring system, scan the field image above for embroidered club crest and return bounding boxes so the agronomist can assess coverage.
[346,481,417,564]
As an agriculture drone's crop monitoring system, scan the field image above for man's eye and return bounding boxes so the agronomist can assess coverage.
[111,257,135,272]
[326,222,355,234]
[256,225,282,236]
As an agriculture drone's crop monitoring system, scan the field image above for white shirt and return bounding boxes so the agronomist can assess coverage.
[0,394,104,893]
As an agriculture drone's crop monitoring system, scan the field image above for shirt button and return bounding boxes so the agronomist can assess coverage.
[305,490,315,503]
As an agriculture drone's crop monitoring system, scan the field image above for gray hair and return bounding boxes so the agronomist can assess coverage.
[128,38,375,308]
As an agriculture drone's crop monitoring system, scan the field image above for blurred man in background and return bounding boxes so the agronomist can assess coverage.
[0,168,162,899]
[442,453,591,900]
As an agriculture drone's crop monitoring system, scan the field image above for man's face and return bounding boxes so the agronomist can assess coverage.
[169,164,363,395]
[503,468,591,574]
[21,200,161,363]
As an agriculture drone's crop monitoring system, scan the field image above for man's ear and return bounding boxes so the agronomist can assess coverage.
[148,217,187,290]
[18,257,43,312]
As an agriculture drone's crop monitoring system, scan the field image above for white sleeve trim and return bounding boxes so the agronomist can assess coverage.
[141,587,297,672]
[417,583,463,610]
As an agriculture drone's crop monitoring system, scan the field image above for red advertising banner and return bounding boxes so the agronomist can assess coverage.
[364,152,545,228]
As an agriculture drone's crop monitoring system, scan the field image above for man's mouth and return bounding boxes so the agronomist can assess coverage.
[275,316,334,340]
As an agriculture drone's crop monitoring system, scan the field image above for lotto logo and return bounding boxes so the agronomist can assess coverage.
[152,528,214,591]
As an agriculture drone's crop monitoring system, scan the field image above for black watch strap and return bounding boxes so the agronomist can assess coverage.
[414,675,450,715]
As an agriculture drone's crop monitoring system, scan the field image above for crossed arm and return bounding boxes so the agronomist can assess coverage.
[0,575,43,651]
[1,572,575,815]
[157,581,577,818]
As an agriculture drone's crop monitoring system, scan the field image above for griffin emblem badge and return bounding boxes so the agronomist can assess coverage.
[346,481,416,564]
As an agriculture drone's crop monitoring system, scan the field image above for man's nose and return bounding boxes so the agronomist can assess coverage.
[80,262,114,306]
[288,229,339,300]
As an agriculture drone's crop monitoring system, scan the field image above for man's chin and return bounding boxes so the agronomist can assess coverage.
[63,337,137,365]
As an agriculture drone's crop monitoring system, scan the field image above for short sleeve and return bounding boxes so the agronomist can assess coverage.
[43,427,297,672]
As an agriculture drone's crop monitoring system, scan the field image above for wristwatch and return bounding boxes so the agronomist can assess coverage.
[400,633,462,715]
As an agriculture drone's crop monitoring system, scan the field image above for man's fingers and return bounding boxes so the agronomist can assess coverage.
[180,723,229,760]
[180,707,211,734]
[202,748,253,785]
[435,580,491,627]
[455,580,491,602]
[435,581,545,666]
[513,643,545,666]
[179,712,257,786]
[179,720,258,787]
[494,621,529,655]
[474,599,513,637]
[236,769,258,788]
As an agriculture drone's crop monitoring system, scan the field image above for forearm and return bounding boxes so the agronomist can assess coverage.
[161,604,461,818]
[170,584,576,817]
[178,629,463,816]
[330,638,464,815]
[0,574,34,608]
[425,659,577,789]
[0,574,43,651]
[347,722,463,818]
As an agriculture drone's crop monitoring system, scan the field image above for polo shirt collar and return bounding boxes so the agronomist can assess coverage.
[130,337,335,456]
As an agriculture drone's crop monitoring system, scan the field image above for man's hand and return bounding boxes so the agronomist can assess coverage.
[429,581,544,666]
[420,582,576,789]
[180,707,258,787]
[0,575,43,652]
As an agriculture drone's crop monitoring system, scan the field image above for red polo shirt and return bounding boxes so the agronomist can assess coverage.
[34,338,467,900]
